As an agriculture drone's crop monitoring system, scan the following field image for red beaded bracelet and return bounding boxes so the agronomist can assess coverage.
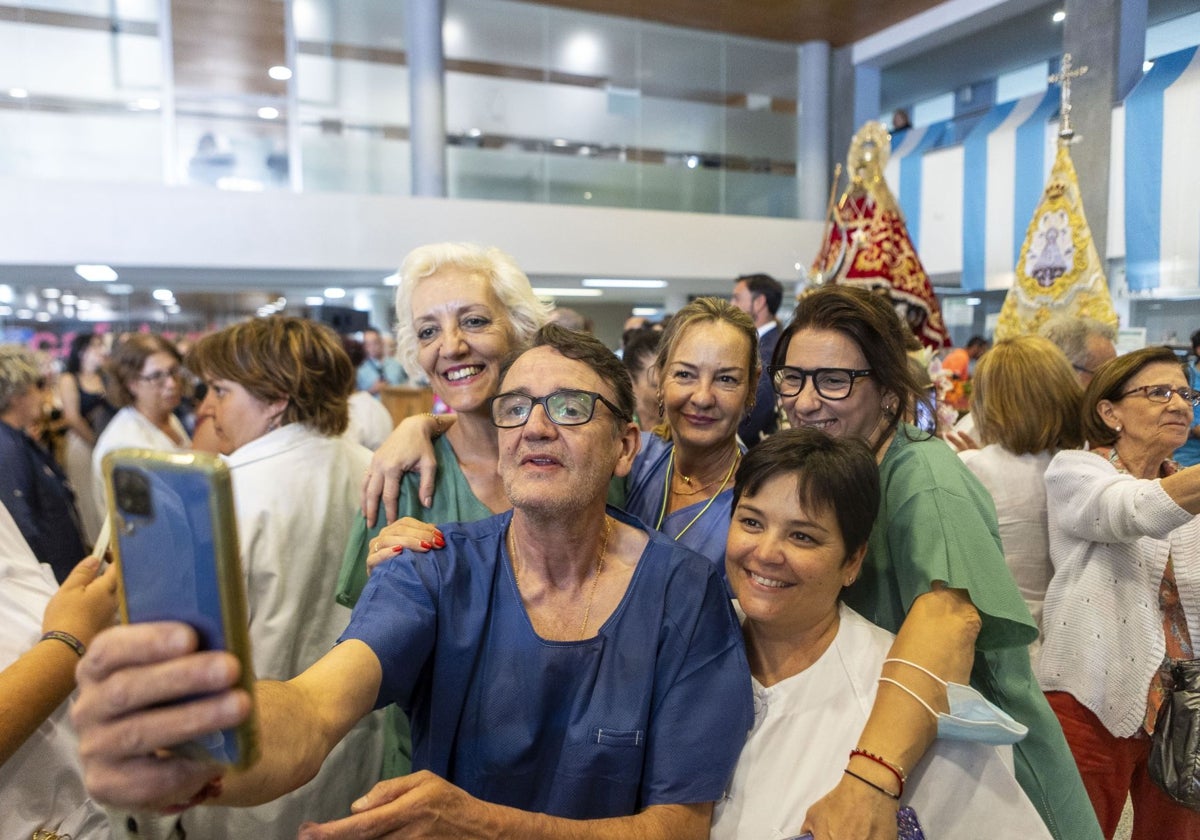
[849,748,906,798]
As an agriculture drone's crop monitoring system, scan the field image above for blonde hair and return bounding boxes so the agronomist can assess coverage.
[392,242,551,380]
[651,297,758,441]
[0,344,41,413]
[970,335,1083,454]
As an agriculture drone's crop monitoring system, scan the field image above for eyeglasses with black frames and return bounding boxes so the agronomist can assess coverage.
[491,389,629,428]
[770,366,873,401]
[1118,384,1200,407]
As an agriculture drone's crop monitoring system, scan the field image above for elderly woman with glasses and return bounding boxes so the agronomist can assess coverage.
[0,345,88,581]
[768,285,1100,840]
[1040,346,1200,838]
[91,334,190,521]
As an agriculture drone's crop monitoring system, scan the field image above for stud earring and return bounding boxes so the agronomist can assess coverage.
[1115,424,1123,434]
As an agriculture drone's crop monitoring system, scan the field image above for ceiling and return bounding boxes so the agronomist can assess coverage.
[523,0,951,47]
[5,0,1199,331]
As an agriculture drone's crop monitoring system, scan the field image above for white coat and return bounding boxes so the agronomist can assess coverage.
[179,423,383,839]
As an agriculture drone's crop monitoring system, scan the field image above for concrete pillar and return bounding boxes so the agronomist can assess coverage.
[829,46,856,183]
[1061,0,1147,261]
[405,0,447,197]
[797,40,831,221]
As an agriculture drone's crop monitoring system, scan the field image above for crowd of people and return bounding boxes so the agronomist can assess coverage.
[1,245,1198,840]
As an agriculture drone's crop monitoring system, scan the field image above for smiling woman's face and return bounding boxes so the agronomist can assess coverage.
[411,269,517,415]
[778,328,888,448]
[725,471,861,636]
[1100,361,1194,466]
[659,319,751,452]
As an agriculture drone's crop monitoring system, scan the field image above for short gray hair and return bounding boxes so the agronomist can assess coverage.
[0,344,41,414]
[1038,316,1118,369]
[392,242,552,381]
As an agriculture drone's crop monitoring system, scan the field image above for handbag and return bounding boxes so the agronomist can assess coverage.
[1149,657,1200,810]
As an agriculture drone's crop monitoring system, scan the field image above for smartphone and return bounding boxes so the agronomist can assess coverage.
[103,448,258,768]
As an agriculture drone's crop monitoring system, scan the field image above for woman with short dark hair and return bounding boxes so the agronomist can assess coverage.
[770,285,1099,840]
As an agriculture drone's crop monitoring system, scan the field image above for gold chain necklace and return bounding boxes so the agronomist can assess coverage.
[671,446,741,496]
[509,516,612,639]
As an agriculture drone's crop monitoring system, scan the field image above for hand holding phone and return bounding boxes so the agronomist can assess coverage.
[104,448,258,768]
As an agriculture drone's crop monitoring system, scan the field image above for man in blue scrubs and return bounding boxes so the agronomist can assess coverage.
[72,325,753,840]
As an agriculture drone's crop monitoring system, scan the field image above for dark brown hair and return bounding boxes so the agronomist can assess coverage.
[777,285,925,445]
[107,334,182,408]
[733,427,880,559]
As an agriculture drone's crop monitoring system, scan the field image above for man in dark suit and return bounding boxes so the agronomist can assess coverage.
[730,273,782,446]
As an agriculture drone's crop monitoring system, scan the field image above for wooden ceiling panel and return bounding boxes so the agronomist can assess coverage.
[172,0,288,96]
[520,0,950,47]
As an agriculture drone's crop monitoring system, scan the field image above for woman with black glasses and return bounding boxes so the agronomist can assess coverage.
[768,285,1100,840]
[91,333,189,522]
[1041,345,1200,838]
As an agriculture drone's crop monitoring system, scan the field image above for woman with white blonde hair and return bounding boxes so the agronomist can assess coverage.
[338,242,551,778]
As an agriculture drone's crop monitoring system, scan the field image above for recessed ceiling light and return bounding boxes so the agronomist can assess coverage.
[258,106,280,120]
[0,305,11,316]
[152,288,175,302]
[531,288,603,298]
[16,309,33,319]
[632,307,660,317]
[8,88,28,99]
[552,138,570,147]
[42,288,61,299]
[75,264,118,282]
[1052,10,1066,22]
[35,311,51,322]
[305,296,325,306]
[166,304,181,314]
[582,278,667,289]
[324,287,346,299]
[60,293,77,305]
[75,299,91,310]
[268,65,293,81]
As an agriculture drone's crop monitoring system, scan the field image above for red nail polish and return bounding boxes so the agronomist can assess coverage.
[434,536,445,548]
[391,545,403,553]
[420,540,432,549]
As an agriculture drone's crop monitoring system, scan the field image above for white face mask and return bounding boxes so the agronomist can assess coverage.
[880,658,1028,745]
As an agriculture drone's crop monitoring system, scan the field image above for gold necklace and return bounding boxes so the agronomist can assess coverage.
[655,445,741,539]
[509,516,612,639]
[671,446,741,496]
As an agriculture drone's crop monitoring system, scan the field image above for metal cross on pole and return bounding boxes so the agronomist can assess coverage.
[1049,53,1089,142]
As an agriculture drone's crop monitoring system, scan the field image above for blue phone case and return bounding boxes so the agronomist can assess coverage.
[106,449,256,767]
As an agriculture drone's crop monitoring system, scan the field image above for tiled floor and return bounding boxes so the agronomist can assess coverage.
[1115,798,1132,840]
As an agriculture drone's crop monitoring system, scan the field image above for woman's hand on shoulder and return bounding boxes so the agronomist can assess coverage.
[362,414,452,527]
[367,518,445,572]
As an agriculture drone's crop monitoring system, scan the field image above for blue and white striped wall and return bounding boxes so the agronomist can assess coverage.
[880,44,1200,294]
[1125,46,1200,292]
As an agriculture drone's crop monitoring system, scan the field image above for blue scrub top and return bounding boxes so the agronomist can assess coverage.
[623,433,740,574]
[341,506,752,820]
